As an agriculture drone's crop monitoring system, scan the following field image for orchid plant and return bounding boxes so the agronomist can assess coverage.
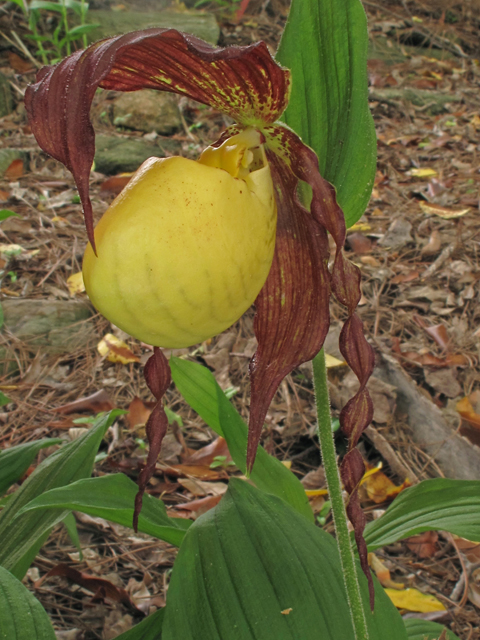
[0,2,476,640]
[25,13,378,627]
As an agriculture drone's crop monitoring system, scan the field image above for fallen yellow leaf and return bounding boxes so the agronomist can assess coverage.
[281,460,292,470]
[51,216,69,226]
[471,114,480,129]
[325,353,346,368]
[419,201,470,219]
[1,288,20,296]
[361,462,411,503]
[369,553,405,590]
[360,462,382,485]
[97,333,140,364]
[305,488,329,497]
[408,168,438,178]
[360,256,381,267]
[385,588,446,613]
[67,271,85,296]
[348,222,371,233]
[456,396,480,429]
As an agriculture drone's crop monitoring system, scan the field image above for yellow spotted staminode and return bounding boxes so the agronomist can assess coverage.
[82,129,277,348]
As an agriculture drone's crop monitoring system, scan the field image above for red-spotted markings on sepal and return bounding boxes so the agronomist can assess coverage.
[24,28,290,252]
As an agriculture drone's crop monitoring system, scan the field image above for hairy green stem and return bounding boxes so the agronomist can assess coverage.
[312,348,369,640]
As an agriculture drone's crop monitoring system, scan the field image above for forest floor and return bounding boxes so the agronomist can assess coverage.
[0,0,479,638]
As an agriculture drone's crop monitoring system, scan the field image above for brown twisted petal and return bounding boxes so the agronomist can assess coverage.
[263,124,375,607]
[133,347,171,531]
[247,149,331,470]
[340,447,371,606]
[24,29,290,251]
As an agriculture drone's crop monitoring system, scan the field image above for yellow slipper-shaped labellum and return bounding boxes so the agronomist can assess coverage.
[83,129,277,348]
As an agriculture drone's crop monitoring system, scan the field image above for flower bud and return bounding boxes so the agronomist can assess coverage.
[82,129,277,348]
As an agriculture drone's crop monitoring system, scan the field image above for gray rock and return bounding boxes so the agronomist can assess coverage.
[379,218,413,250]
[0,299,97,356]
[369,88,462,116]
[86,9,220,45]
[113,90,181,134]
[94,134,182,174]
[0,149,28,176]
[0,73,14,118]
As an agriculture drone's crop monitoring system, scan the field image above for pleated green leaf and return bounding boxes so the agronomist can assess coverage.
[162,479,408,640]
[0,565,56,640]
[0,411,121,578]
[0,438,62,497]
[19,474,189,547]
[170,357,313,522]
[276,0,376,226]
[365,479,480,551]
[404,618,461,640]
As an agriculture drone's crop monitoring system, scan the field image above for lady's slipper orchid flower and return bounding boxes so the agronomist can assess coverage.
[25,29,375,602]
[83,128,277,348]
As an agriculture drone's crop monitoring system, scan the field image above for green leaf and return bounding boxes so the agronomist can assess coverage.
[276,0,376,227]
[365,479,480,551]
[63,0,87,12]
[19,474,189,546]
[0,390,11,407]
[66,24,100,37]
[9,0,29,13]
[0,410,121,579]
[404,618,461,640]
[162,479,407,640]
[0,438,62,497]
[0,495,12,509]
[29,0,65,11]
[170,357,313,522]
[0,565,56,639]
[62,512,82,558]
[0,209,20,222]
[114,607,164,639]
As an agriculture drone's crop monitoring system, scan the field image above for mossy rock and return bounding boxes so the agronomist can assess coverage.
[369,87,462,115]
[112,90,181,134]
[86,9,220,44]
[94,134,182,174]
[0,299,98,374]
